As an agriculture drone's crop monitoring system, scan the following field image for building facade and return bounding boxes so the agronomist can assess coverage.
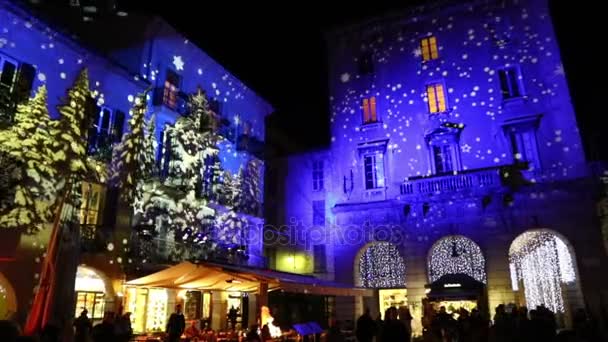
[268,0,608,334]
[0,0,272,332]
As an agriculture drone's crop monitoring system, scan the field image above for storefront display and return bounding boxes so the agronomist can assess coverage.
[126,287,168,333]
[379,289,407,316]
[74,267,106,324]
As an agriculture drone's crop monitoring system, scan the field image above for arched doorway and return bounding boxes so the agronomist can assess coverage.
[74,266,108,324]
[508,229,583,322]
[0,272,17,320]
[426,235,487,316]
[357,242,406,288]
[355,242,406,318]
[428,235,487,284]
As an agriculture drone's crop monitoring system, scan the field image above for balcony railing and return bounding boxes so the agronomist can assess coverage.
[399,166,503,197]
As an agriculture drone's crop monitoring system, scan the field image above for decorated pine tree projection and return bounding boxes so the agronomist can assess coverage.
[0,86,57,233]
[215,210,248,252]
[235,158,262,216]
[49,69,105,214]
[165,88,220,196]
[110,90,155,205]
[218,170,239,206]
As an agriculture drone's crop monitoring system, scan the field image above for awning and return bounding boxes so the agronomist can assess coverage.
[126,261,372,297]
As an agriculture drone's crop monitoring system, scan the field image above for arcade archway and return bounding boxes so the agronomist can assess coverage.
[427,235,487,284]
[74,266,109,324]
[0,272,17,320]
[356,241,406,288]
[355,242,406,318]
[508,229,584,318]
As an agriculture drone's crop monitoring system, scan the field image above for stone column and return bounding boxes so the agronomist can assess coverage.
[211,291,225,331]
[485,237,516,319]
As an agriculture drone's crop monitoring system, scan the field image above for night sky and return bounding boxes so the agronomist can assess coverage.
[23,1,608,158]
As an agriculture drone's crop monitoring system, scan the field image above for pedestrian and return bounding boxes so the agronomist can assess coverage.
[355,308,376,342]
[166,304,186,342]
[398,306,413,342]
[115,312,132,342]
[92,312,116,342]
[74,309,93,342]
[326,320,346,342]
[380,307,407,342]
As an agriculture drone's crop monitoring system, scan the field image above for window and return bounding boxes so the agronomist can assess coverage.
[498,66,523,99]
[163,69,181,109]
[0,56,18,91]
[364,153,385,190]
[421,36,439,61]
[426,83,447,113]
[362,97,378,124]
[312,160,324,191]
[314,245,327,273]
[80,182,103,225]
[313,200,325,226]
[509,129,539,170]
[358,50,374,75]
[432,145,455,173]
[111,110,126,142]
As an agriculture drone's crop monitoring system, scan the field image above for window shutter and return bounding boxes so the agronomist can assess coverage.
[0,60,17,88]
[13,63,35,104]
[112,110,126,142]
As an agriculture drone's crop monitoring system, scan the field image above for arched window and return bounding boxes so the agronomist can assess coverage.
[428,235,486,283]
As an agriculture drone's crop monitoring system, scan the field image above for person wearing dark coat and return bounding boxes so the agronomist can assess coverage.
[355,308,377,342]
[380,307,407,342]
[166,304,186,342]
[92,312,116,342]
[74,309,93,342]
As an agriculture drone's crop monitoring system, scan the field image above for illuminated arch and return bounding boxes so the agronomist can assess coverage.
[75,266,111,294]
[428,235,487,283]
[0,272,17,320]
[356,242,406,288]
[508,229,580,313]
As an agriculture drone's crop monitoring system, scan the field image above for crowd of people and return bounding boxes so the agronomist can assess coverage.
[348,304,601,342]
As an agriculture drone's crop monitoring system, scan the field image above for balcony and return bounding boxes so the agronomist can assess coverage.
[399,166,504,198]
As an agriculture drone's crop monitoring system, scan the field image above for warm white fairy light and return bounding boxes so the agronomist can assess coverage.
[509,262,519,291]
[509,231,576,313]
[428,235,487,283]
[359,242,406,288]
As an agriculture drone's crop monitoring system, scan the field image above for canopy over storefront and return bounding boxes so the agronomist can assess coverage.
[126,262,373,297]
[426,273,485,301]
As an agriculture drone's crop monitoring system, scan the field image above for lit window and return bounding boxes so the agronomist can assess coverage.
[432,145,455,174]
[163,69,181,109]
[364,153,385,190]
[362,97,378,124]
[312,160,324,191]
[509,129,539,170]
[426,83,447,113]
[499,66,523,99]
[421,36,439,61]
[80,182,103,225]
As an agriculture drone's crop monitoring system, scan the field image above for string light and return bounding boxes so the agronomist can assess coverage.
[359,242,406,288]
[428,235,487,283]
[509,231,576,313]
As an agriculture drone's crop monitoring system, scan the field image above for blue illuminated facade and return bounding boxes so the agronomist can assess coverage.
[270,0,608,331]
[0,0,272,324]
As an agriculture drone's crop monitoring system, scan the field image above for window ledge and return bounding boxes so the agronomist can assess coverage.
[501,96,527,107]
[360,122,382,132]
